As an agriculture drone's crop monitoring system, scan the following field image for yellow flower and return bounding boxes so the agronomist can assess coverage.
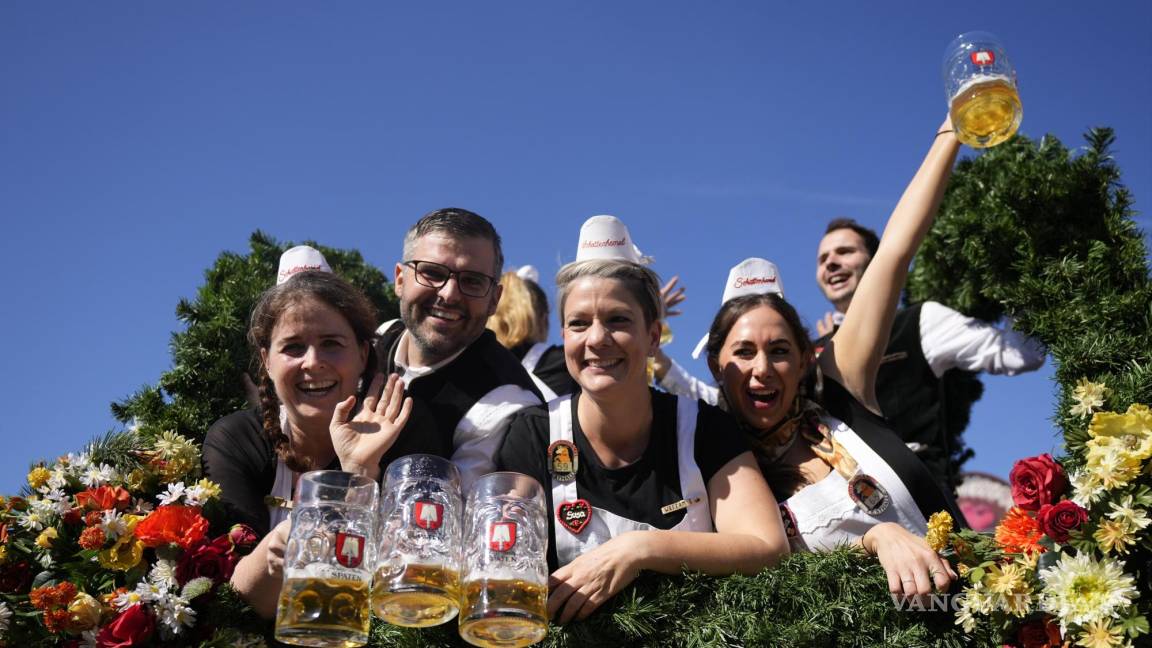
[984,562,1033,617]
[1070,378,1110,419]
[97,515,143,571]
[1077,618,1126,648]
[925,511,953,552]
[1089,404,1152,461]
[26,467,52,490]
[195,478,222,501]
[65,592,103,632]
[1084,443,1142,491]
[35,527,58,549]
[0,545,8,563]
[125,468,148,492]
[1094,519,1138,555]
[1107,495,1151,531]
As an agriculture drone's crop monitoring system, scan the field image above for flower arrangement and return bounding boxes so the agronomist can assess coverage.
[0,430,266,646]
[933,382,1151,648]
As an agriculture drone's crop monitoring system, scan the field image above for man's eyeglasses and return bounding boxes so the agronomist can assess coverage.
[404,260,497,298]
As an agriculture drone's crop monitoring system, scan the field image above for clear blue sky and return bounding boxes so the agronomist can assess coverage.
[1,2,1149,494]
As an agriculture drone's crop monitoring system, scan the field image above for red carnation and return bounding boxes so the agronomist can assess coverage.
[134,505,209,549]
[79,525,108,550]
[95,604,156,648]
[1037,500,1088,543]
[1009,454,1067,511]
[176,535,237,585]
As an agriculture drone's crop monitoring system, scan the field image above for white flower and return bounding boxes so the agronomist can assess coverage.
[1039,552,1138,631]
[1107,495,1152,531]
[66,452,93,475]
[37,487,71,516]
[18,510,46,532]
[113,588,146,611]
[134,579,167,603]
[0,600,12,635]
[80,463,117,488]
[149,559,180,589]
[132,497,155,514]
[182,484,208,506]
[154,593,197,636]
[100,510,129,542]
[1070,469,1107,508]
[157,482,187,506]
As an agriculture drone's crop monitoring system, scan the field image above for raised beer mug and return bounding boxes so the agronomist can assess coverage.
[275,470,378,648]
[943,31,1023,148]
[372,454,463,627]
[459,472,549,648]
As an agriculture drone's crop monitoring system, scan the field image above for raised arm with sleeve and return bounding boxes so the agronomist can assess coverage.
[917,302,1046,377]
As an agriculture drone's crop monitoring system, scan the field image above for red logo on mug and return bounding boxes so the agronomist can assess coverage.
[970,50,994,66]
[488,521,517,552]
[414,501,444,531]
[335,531,365,568]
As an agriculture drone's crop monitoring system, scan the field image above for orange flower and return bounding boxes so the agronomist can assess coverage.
[134,505,209,549]
[995,506,1047,555]
[30,581,78,611]
[79,526,107,550]
[75,486,132,512]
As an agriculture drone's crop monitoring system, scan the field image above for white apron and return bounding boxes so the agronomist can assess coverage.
[521,342,559,402]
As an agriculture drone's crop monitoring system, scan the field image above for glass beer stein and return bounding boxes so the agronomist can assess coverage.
[458,472,549,648]
[275,471,378,647]
[943,31,1023,148]
[372,454,463,627]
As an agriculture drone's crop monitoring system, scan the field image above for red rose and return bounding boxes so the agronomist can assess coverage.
[1017,614,1063,647]
[1009,454,1067,511]
[1037,500,1088,543]
[176,536,237,585]
[134,505,209,549]
[76,486,132,512]
[227,524,259,554]
[62,507,84,526]
[95,604,156,648]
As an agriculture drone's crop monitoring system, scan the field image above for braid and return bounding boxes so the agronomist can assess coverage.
[258,371,312,473]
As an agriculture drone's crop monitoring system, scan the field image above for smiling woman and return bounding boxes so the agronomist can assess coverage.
[201,270,413,618]
[496,258,789,624]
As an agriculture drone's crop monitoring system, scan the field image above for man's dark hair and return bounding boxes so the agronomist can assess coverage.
[824,218,880,258]
[403,207,504,275]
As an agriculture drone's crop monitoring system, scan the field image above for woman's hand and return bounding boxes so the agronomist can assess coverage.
[547,532,646,624]
[265,519,291,577]
[330,373,413,480]
[863,522,957,596]
[660,275,686,318]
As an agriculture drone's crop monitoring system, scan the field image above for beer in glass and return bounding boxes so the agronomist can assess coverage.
[943,31,1022,148]
[459,472,549,648]
[373,454,463,627]
[275,471,378,647]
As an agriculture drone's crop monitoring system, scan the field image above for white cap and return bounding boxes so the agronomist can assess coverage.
[574,215,651,265]
[514,265,540,284]
[277,245,332,285]
[691,258,785,359]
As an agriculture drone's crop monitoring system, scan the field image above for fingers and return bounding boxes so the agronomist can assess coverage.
[381,374,405,420]
[394,397,413,429]
[930,556,956,591]
[558,588,589,624]
[360,373,386,414]
[546,575,575,620]
[575,591,606,621]
[331,394,356,428]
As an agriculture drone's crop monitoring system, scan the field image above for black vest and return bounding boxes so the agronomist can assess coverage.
[815,305,975,490]
[375,323,544,467]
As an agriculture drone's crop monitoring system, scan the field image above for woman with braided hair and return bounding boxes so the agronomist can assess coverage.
[202,270,412,616]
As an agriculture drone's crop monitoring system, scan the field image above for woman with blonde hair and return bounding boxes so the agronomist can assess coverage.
[488,268,576,400]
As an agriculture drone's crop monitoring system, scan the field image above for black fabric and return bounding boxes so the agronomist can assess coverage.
[512,343,577,397]
[819,378,967,528]
[814,305,971,491]
[202,409,338,537]
[495,389,749,571]
[375,322,544,456]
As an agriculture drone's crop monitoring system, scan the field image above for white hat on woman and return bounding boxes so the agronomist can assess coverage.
[691,258,785,359]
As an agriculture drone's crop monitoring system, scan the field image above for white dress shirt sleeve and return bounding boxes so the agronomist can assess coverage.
[919,301,1047,378]
[451,385,542,490]
[657,357,720,406]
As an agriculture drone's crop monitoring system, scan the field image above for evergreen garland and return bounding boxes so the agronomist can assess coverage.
[110,231,398,445]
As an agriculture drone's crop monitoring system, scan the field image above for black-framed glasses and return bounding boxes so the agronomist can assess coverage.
[404,260,497,298]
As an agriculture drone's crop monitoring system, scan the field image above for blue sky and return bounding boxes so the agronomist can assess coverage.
[1,2,1149,494]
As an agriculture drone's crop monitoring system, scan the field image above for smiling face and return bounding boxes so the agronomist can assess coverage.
[561,277,660,399]
[710,304,809,431]
[260,296,370,436]
[815,228,872,313]
[395,233,502,366]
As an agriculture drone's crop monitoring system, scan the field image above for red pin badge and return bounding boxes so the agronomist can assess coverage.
[557,499,592,534]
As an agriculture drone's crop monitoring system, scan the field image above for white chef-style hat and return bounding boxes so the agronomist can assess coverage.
[691,258,785,359]
[277,245,333,285]
[574,215,652,265]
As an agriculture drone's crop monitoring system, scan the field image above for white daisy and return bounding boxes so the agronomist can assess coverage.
[100,510,129,541]
[1039,552,1138,631]
[80,463,117,488]
[149,559,180,589]
[132,497,155,514]
[154,594,197,636]
[182,484,207,506]
[157,482,187,506]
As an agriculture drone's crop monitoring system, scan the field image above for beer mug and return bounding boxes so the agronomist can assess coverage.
[275,470,378,647]
[458,472,549,648]
[943,31,1022,148]
[372,454,463,627]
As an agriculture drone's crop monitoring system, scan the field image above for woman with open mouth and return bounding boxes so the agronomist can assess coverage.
[704,116,967,599]
[496,257,789,624]
[202,269,412,617]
